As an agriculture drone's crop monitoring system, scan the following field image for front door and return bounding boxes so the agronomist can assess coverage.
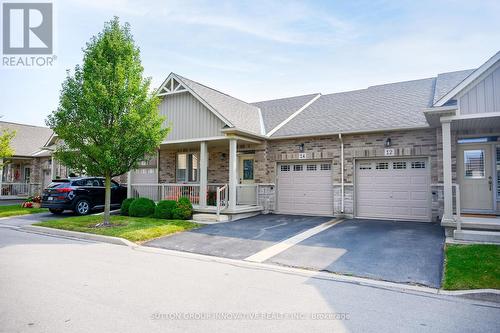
[238,154,255,205]
[457,144,494,212]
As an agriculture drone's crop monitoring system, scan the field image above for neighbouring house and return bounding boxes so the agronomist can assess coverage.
[0,121,70,198]
[127,51,500,241]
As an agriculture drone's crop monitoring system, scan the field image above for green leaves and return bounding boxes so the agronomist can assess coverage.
[47,17,169,177]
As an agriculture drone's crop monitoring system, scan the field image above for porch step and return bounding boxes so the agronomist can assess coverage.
[192,213,229,223]
[454,230,500,244]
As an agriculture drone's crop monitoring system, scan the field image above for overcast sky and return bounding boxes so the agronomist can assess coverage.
[1,0,499,126]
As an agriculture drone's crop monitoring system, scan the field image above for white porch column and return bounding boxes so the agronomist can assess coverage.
[127,171,132,198]
[199,141,208,207]
[50,155,56,180]
[441,120,454,223]
[228,138,238,210]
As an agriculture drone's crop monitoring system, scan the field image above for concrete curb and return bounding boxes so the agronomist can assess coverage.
[17,225,500,304]
[21,225,136,247]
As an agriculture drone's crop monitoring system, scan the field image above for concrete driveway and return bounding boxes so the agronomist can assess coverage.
[266,219,445,288]
[144,214,332,259]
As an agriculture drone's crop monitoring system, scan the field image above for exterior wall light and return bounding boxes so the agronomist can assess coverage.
[385,138,392,147]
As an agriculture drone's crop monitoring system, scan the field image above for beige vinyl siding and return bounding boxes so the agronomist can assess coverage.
[459,65,500,115]
[159,92,226,141]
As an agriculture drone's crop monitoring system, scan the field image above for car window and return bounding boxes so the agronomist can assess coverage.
[93,179,104,187]
[48,182,70,189]
[111,181,119,188]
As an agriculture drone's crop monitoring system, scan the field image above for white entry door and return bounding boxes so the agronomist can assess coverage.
[276,162,333,216]
[457,144,494,212]
[355,159,431,222]
[237,154,255,205]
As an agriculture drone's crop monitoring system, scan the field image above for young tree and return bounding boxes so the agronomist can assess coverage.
[47,17,168,226]
[0,128,15,166]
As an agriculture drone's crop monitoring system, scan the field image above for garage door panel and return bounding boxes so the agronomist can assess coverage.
[356,159,430,222]
[277,162,333,216]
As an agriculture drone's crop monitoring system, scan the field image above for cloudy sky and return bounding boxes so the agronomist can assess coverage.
[1,0,499,126]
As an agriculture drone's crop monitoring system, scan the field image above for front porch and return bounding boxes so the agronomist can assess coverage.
[128,134,273,221]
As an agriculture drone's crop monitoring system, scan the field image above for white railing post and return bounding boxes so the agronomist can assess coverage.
[127,171,132,198]
[216,189,221,216]
[455,184,462,231]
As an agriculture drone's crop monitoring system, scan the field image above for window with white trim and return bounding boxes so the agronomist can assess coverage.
[293,165,303,171]
[176,153,198,182]
[393,161,407,170]
[320,164,331,171]
[464,150,485,178]
[306,164,317,171]
[376,162,388,170]
[280,165,290,172]
[411,161,426,169]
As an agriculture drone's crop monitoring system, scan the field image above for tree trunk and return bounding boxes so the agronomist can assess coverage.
[103,173,112,226]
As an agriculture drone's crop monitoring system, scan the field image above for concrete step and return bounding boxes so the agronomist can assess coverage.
[192,213,229,223]
[454,230,500,244]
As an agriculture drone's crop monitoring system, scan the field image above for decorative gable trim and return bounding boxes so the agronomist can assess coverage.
[156,73,235,128]
[434,52,500,107]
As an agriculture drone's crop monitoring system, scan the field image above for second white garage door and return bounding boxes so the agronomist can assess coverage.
[355,159,431,222]
[276,162,333,216]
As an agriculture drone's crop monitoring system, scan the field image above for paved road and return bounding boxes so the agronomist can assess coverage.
[267,219,445,288]
[1,223,498,332]
[145,214,331,259]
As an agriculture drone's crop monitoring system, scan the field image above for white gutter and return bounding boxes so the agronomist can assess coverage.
[338,133,344,214]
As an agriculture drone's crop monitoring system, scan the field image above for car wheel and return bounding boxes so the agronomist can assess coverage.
[49,208,64,215]
[74,199,91,216]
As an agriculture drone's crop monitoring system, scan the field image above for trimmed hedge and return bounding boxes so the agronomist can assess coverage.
[129,198,156,217]
[120,198,135,216]
[154,200,177,219]
[172,196,193,220]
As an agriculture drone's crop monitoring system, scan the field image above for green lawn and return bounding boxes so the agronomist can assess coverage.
[34,215,200,243]
[0,204,48,217]
[443,244,500,290]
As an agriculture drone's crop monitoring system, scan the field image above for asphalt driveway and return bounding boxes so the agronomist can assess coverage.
[144,214,332,259]
[266,219,445,288]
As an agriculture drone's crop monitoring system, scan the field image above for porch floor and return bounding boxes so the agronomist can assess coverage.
[443,216,500,231]
[193,205,263,214]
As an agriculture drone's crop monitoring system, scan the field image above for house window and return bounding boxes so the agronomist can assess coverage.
[176,153,198,182]
[23,167,31,183]
[280,165,290,172]
[393,161,406,170]
[411,161,426,169]
[293,165,303,171]
[376,162,389,170]
[306,164,317,171]
[320,164,331,171]
[358,163,372,170]
[464,150,485,178]
[242,159,254,180]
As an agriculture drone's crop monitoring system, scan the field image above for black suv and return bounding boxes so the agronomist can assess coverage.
[41,177,127,215]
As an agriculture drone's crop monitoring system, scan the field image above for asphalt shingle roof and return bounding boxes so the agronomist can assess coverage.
[175,74,263,135]
[433,69,475,105]
[0,121,52,157]
[251,93,319,134]
[272,77,436,137]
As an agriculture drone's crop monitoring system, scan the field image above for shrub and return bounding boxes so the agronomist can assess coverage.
[172,196,193,220]
[154,200,177,219]
[129,197,156,217]
[120,198,135,216]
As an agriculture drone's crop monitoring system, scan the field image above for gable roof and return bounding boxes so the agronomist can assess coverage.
[272,77,436,138]
[251,93,320,135]
[0,121,53,157]
[434,51,500,107]
[169,74,264,135]
[433,69,476,105]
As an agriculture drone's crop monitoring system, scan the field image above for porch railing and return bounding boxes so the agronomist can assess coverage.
[216,184,228,216]
[130,184,201,205]
[0,183,41,197]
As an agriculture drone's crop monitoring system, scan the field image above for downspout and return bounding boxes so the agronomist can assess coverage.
[338,133,344,214]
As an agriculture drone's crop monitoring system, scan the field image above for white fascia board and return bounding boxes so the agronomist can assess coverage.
[266,93,321,137]
[161,136,227,145]
[440,111,500,123]
[434,52,500,107]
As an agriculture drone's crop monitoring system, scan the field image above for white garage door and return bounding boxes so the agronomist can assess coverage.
[131,167,157,184]
[277,162,333,216]
[356,159,431,222]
